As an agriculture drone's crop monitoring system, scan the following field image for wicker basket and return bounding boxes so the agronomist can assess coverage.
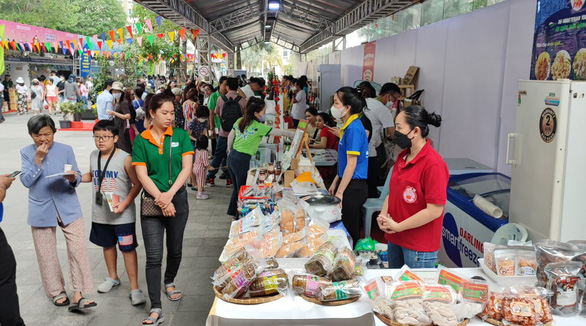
[213,286,283,305]
[299,294,360,306]
[375,312,470,326]
[476,314,553,326]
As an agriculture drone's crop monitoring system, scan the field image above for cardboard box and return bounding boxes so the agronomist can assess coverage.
[283,170,295,187]
[403,66,420,89]
[290,157,299,170]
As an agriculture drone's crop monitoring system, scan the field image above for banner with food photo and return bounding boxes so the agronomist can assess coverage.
[531,0,586,80]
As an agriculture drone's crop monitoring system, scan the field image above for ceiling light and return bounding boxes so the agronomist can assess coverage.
[268,0,280,11]
[265,24,271,29]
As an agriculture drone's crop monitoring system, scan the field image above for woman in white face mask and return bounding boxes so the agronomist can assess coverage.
[328,87,370,245]
[108,82,133,154]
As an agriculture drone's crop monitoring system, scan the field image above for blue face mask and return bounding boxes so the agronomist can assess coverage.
[258,114,266,122]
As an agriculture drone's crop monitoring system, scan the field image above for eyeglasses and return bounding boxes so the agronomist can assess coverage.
[93,136,115,141]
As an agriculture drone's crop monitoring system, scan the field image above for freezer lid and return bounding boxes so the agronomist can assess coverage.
[447,173,511,231]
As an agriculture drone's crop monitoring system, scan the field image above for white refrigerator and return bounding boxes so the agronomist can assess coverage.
[507,80,586,242]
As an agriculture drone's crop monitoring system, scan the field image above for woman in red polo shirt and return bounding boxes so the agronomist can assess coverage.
[377,106,448,268]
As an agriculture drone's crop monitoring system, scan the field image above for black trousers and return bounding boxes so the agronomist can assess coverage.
[0,228,26,326]
[341,179,368,246]
[367,156,380,198]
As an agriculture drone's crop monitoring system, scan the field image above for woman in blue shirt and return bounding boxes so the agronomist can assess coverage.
[20,115,96,311]
[328,87,369,245]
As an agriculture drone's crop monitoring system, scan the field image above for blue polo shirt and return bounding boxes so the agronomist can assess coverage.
[338,115,369,179]
[0,202,3,222]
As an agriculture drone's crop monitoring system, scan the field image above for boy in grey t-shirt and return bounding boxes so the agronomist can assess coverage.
[81,120,146,306]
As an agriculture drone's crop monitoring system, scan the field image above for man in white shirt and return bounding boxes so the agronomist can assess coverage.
[96,80,114,120]
[291,80,307,128]
[360,82,395,198]
[238,77,265,100]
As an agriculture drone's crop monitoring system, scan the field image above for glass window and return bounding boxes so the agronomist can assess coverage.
[422,0,445,26]
[444,0,474,20]
[403,4,422,31]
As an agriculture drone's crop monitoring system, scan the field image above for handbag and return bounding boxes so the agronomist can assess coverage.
[141,134,173,216]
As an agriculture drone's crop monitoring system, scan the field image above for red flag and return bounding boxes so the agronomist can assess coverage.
[109,30,115,40]
[157,33,164,39]
[126,26,133,38]
[179,29,186,41]
[97,41,103,51]
[116,39,122,45]
[79,38,84,49]
[87,50,92,57]
[191,29,200,39]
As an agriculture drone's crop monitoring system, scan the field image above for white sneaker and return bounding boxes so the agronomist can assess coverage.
[196,192,210,200]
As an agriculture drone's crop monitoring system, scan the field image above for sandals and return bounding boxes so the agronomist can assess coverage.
[52,292,70,307]
[163,283,182,301]
[68,297,97,312]
[142,308,165,326]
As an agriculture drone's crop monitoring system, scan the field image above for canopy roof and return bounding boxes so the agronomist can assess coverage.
[136,0,416,53]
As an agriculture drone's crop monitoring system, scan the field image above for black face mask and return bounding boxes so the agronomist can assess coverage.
[394,129,414,149]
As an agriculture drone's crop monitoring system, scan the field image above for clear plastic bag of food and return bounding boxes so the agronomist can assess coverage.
[494,249,516,276]
[393,299,433,325]
[545,261,583,316]
[307,217,329,239]
[292,273,331,298]
[534,240,579,284]
[278,198,306,234]
[509,286,554,324]
[317,278,362,302]
[363,277,386,301]
[297,232,328,258]
[373,297,396,319]
[265,257,279,269]
[260,230,283,258]
[422,284,459,304]
[221,229,264,260]
[248,268,289,297]
[423,301,460,326]
[304,241,338,276]
[516,249,538,276]
[436,266,467,294]
[386,281,424,301]
[276,237,308,258]
[484,242,506,274]
[212,246,265,299]
[329,247,356,282]
[282,227,308,244]
[229,206,266,238]
[462,278,489,305]
[396,265,424,282]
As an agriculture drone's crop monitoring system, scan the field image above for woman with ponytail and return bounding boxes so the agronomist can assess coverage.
[328,87,370,245]
[226,97,295,220]
[376,105,448,269]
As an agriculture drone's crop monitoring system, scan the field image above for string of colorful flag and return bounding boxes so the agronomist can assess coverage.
[0,16,209,63]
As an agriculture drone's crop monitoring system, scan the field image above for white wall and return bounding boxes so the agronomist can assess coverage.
[321,0,536,175]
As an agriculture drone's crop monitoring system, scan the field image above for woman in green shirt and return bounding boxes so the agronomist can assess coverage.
[227,97,295,219]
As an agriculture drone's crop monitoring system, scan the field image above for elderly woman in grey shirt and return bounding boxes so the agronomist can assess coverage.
[20,115,96,311]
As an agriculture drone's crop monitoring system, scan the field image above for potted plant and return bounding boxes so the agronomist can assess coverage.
[59,102,76,128]
[73,102,85,122]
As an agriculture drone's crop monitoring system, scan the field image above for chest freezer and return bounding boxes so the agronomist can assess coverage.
[438,173,510,268]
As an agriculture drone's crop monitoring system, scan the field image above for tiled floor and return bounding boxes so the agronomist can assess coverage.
[0,112,231,326]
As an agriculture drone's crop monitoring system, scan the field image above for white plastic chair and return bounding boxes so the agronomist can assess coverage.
[362,167,393,238]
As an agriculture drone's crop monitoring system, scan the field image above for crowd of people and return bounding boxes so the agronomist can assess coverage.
[0,70,449,326]
[1,72,93,118]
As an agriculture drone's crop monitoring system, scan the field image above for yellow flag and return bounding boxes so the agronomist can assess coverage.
[168,31,175,42]
[118,28,124,40]
[106,40,113,50]
[0,25,4,75]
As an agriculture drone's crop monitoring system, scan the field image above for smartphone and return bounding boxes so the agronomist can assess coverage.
[9,171,21,178]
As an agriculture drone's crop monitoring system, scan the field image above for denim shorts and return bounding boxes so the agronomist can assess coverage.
[90,222,138,252]
[387,242,438,269]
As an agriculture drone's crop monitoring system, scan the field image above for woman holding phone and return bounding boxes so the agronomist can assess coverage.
[132,94,194,325]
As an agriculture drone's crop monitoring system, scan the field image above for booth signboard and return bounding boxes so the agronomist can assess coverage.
[362,41,376,81]
[531,0,586,80]
[80,47,91,78]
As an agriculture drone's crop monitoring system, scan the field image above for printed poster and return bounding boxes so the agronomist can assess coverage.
[362,41,376,81]
[531,0,586,80]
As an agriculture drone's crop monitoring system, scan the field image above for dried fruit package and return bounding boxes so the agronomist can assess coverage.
[422,284,458,304]
[534,240,579,284]
[494,249,516,276]
[317,278,362,302]
[304,241,337,276]
[544,261,583,316]
[292,274,331,297]
[212,247,265,299]
[484,242,506,274]
[248,268,289,297]
[329,247,356,281]
[386,281,424,301]
[516,249,538,276]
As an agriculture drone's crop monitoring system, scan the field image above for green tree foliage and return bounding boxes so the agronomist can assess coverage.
[0,0,126,36]
[241,43,285,76]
